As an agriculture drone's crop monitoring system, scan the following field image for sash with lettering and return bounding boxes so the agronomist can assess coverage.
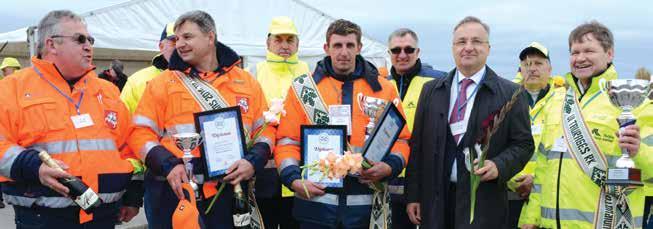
[175,71,266,229]
[291,74,392,229]
[561,87,635,229]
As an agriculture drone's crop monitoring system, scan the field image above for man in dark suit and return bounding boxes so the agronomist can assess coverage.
[405,16,534,228]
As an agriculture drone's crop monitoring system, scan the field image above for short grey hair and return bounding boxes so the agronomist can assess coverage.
[37,10,85,57]
[453,16,490,35]
[174,10,216,35]
[387,28,419,47]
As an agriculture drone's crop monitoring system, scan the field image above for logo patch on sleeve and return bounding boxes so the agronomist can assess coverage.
[104,110,118,129]
[237,97,249,113]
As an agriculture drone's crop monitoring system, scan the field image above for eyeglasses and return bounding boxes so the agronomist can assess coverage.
[390,46,416,55]
[51,33,95,45]
[453,39,487,47]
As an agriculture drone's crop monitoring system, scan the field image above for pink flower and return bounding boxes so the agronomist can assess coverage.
[333,158,349,179]
[348,153,364,174]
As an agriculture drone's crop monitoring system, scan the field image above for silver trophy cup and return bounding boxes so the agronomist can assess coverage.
[172,132,203,197]
[600,79,649,186]
[357,93,389,139]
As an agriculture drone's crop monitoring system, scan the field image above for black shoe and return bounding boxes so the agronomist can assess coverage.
[0,202,5,209]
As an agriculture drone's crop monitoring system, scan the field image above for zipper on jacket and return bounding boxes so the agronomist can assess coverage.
[556,151,563,229]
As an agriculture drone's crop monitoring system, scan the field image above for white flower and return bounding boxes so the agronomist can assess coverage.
[268,98,286,116]
[263,111,279,124]
[474,144,483,160]
[463,147,472,172]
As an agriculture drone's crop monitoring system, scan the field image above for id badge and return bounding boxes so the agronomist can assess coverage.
[450,120,467,136]
[552,136,568,152]
[531,124,542,135]
[329,105,352,135]
[71,113,94,129]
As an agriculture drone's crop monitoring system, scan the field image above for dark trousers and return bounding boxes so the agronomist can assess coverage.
[13,205,117,229]
[144,175,235,229]
[445,182,457,229]
[300,221,367,229]
[257,196,299,229]
[508,199,525,228]
[645,196,653,229]
[390,198,416,229]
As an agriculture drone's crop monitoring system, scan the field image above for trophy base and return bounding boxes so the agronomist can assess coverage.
[606,168,643,186]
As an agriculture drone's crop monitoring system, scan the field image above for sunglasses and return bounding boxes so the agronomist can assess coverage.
[51,33,95,45]
[390,46,416,55]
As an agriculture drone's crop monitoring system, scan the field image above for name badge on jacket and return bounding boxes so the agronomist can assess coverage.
[71,113,94,129]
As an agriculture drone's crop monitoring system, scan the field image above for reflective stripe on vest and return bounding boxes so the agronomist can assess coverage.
[296,193,373,206]
[0,145,26,178]
[255,136,274,149]
[31,139,117,154]
[532,184,542,194]
[165,123,196,137]
[541,207,594,223]
[540,206,644,228]
[4,191,125,208]
[133,115,163,137]
[388,184,404,195]
[278,137,300,146]
[278,158,299,173]
[139,141,160,160]
[545,148,623,165]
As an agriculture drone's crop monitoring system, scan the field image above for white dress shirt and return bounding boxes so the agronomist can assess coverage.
[448,66,486,182]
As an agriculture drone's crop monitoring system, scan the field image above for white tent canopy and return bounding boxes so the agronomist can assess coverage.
[0,0,389,71]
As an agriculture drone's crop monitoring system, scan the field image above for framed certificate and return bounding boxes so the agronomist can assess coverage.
[194,106,247,180]
[300,125,347,188]
[362,103,406,163]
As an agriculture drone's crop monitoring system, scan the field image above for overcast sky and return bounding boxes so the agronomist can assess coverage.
[1,0,652,78]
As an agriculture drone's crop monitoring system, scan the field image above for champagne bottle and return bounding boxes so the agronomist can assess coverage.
[232,183,251,228]
[38,151,102,212]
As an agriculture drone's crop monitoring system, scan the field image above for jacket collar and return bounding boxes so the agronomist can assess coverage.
[522,84,551,107]
[31,56,96,89]
[151,54,168,70]
[168,41,241,76]
[390,58,422,82]
[312,55,382,92]
[566,64,617,98]
[435,65,500,94]
[265,51,300,72]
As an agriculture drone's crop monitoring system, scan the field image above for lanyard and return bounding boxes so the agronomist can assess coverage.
[530,91,555,122]
[454,71,485,119]
[33,67,86,115]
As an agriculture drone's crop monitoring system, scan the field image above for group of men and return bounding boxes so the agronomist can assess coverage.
[0,8,651,229]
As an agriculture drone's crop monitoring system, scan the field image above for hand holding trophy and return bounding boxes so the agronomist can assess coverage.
[600,79,648,186]
[172,132,203,198]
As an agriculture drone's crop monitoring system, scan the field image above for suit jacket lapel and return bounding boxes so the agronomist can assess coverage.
[459,66,499,148]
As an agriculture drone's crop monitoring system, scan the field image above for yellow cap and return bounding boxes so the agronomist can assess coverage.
[519,42,549,61]
[0,57,21,70]
[268,16,298,36]
[160,22,175,41]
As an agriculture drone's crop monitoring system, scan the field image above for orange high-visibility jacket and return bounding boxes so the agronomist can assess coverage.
[0,57,137,221]
[274,56,411,226]
[127,42,275,196]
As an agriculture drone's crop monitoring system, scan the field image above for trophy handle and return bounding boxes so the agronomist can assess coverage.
[392,98,400,107]
[598,78,608,94]
[357,92,365,112]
